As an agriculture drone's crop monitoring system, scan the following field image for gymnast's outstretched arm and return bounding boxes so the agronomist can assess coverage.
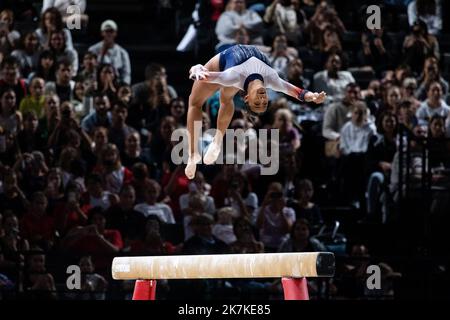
[267,72,327,104]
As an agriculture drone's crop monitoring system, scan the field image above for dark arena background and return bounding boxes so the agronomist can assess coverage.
[0,0,450,303]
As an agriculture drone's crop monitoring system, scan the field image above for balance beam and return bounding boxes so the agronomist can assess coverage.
[112,252,335,280]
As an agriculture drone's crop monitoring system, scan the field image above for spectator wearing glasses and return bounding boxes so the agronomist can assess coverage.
[401,77,421,112]
[88,20,131,84]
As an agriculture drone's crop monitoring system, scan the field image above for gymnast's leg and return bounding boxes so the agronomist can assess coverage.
[204,87,238,165]
[185,55,221,179]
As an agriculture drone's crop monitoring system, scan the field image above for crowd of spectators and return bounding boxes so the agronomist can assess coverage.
[1,0,450,300]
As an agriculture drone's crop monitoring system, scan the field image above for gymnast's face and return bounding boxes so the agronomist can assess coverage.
[246,86,268,114]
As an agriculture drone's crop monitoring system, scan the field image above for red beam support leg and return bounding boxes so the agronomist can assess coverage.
[132,280,157,300]
[282,277,309,300]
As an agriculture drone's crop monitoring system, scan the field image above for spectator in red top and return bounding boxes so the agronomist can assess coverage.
[0,56,27,106]
[20,192,55,249]
[95,143,133,194]
[129,215,176,255]
[131,162,151,203]
[105,184,146,243]
[53,183,91,236]
[160,120,190,220]
[89,207,124,251]
[161,164,189,222]
[60,207,123,270]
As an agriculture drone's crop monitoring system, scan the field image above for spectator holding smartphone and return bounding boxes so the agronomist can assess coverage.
[256,182,296,252]
[402,19,439,74]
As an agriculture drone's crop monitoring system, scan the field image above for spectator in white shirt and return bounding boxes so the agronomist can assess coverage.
[215,0,264,52]
[340,101,376,155]
[212,207,238,245]
[134,179,175,224]
[313,53,355,101]
[264,0,306,45]
[179,171,215,216]
[88,20,131,84]
[407,0,442,35]
[339,101,376,207]
[416,81,450,126]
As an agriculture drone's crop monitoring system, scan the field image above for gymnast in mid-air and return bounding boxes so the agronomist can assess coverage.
[185,44,327,179]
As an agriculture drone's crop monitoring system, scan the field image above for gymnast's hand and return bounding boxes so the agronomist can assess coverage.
[305,91,327,104]
[189,64,210,81]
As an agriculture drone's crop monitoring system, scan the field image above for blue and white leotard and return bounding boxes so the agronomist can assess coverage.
[206,44,308,101]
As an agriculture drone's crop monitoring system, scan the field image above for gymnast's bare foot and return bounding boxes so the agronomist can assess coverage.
[203,141,222,165]
[185,153,201,179]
